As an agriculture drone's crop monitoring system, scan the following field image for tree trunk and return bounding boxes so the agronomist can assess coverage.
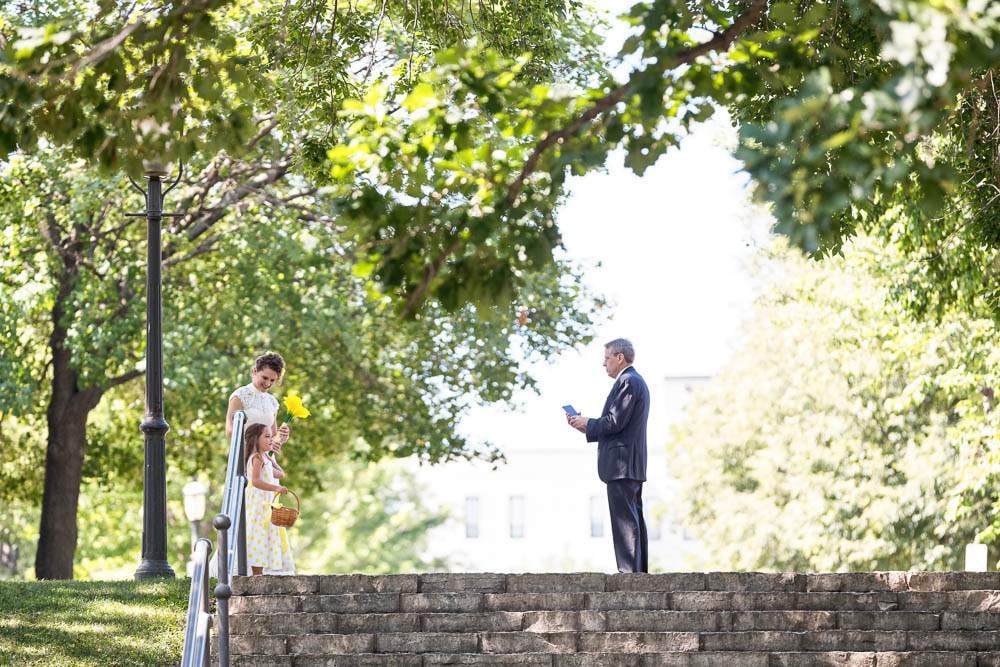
[34,305,102,580]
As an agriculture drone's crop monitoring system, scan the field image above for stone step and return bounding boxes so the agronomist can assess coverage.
[222,651,1000,666]
[228,631,1000,656]
[231,573,1000,597]
[229,591,1000,615]
[229,610,1000,635]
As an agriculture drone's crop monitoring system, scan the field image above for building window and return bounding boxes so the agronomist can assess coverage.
[509,495,525,538]
[465,496,479,538]
[589,495,604,538]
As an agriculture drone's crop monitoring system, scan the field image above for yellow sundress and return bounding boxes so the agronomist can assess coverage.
[245,453,295,574]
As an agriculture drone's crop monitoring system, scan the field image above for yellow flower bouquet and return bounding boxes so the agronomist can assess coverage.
[281,393,311,424]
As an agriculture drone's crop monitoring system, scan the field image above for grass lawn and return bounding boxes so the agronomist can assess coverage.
[0,579,191,666]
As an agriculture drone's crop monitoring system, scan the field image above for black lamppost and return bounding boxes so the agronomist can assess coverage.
[129,161,182,580]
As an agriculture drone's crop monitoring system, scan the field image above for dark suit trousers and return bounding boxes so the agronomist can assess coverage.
[606,479,648,573]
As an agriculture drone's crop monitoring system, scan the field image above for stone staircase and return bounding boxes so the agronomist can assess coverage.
[226,572,1000,666]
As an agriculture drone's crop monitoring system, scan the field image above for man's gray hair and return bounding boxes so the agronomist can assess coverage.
[605,338,635,363]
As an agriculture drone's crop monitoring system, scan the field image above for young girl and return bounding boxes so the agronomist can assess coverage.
[244,423,295,575]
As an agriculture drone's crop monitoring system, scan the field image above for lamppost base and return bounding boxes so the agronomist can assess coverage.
[134,558,176,580]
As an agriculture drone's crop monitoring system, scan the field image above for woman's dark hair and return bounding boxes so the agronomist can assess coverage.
[254,351,285,376]
[244,423,269,462]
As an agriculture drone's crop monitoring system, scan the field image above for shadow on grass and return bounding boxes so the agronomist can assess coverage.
[0,579,190,666]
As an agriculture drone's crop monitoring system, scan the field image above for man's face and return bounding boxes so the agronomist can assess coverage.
[602,348,626,378]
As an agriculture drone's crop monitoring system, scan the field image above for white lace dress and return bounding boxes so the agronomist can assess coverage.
[230,383,279,430]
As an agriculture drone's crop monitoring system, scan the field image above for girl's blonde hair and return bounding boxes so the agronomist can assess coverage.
[244,423,269,462]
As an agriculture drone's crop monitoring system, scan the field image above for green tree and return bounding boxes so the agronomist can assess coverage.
[9,2,998,319]
[667,236,999,571]
[1,0,607,580]
[0,143,599,579]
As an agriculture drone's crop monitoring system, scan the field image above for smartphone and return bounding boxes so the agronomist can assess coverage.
[562,404,579,416]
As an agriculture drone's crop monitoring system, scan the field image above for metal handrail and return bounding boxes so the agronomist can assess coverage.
[213,514,234,666]
[180,538,213,667]
[221,410,248,581]
[180,411,248,666]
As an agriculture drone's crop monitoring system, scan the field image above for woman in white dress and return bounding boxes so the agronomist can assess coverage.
[226,351,290,450]
[226,351,294,574]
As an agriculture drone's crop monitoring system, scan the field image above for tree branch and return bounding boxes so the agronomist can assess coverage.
[502,0,769,210]
[105,367,144,390]
[402,231,464,318]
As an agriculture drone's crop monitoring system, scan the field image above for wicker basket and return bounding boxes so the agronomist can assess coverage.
[270,490,300,528]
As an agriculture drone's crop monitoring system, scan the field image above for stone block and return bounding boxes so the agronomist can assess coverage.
[481,631,578,653]
[230,634,287,655]
[294,656,423,666]
[587,592,672,611]
[300,594,399,614]
[317,574,419,595]
[770,652,876,666]
[801,631,907,652]
[796,593,891,612]
[906,631,1000,651]
[288,633,374,654]
[554,654,643,666]
[424,655,553,665]
[421,612,524,633]
[701,631,802,651]
[521,611,606,633]
[731,610,835,631]
[941,611,1000,630]
[228,656,292,667]
[836,612,938,631]
[230,612,309,635]
[669,592,730,611]
[377,632,478,654]
[485,593,588,612]
[230,595,301,614]
[679,653,771,667]
[420,573,507,593]
[508,574,607,593]
[400,593,483,613]
[606,574,705,593]
[577,631,699,653]
[606,611,725,632]
[232,575,319,596]
[874,652,977,666]
[705,573,805,592]
[731,593,799,611]
[906,573,1000,592]
[898,591,1000,613]
[806,574,908,593]
[333,612,420,633]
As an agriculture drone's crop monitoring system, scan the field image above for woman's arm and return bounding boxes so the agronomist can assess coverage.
[270,458,285,479]
[249,455,287,493]
[226,395,243,441]
[271,419,289,454]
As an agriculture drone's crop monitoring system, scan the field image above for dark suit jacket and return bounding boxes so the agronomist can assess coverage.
[586,366,649,483]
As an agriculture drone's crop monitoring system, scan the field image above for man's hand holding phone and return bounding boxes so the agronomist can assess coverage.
[563,404,587,433]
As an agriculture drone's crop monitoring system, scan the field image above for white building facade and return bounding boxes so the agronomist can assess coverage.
[408,375,710,573]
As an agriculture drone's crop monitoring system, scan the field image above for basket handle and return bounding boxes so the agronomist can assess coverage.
[272,489,300,511]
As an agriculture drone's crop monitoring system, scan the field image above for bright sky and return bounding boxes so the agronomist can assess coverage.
[459,117,770,459]
[458,2,774,463]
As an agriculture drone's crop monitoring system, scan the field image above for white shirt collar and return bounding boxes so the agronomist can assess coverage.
[615,365,633,380]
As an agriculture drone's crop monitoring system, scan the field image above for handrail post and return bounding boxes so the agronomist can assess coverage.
[213,514,233,667]
[236,454,248,577]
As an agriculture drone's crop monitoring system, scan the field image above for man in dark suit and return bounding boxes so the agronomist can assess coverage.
[567,338,650,573]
